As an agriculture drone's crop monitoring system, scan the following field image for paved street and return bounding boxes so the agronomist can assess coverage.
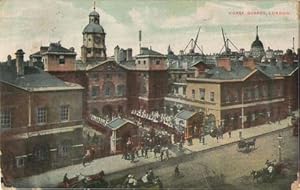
[11,114,297,188]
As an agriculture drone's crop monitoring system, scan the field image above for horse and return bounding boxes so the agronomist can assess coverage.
[83,148,96,167]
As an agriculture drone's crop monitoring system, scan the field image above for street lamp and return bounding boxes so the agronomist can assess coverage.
[277,133,283,162]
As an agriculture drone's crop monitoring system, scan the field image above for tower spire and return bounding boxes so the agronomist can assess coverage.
[93,1,96,11]
[256,26,259,39]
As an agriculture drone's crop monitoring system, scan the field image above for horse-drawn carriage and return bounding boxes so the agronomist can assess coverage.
[237,138,256,153]
[57,171,108,188]
[250,160,287,183]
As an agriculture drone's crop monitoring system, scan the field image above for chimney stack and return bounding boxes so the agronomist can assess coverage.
[15,49,25,76]
[217,57,231,71]
[7,55,12,66]
[126,48,133,61]
[114,45,120,63]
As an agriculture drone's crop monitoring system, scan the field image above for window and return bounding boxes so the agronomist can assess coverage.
[174,87,179,94]
[87,48,92,54]
[58,144,69,157]
[200,88,205,100]
[105,86,111,96]
[91,86,99,97]
[0,111,11,128]
[34,148,47,161]
[59,55,65,64]
[138,60,141,64]
[156,60,160,65]
[192,89,195,99]
[60,105,69,121]
[178,74,182,79]
[117,85,125,96]
[210,92,215,102]
[37,107,47,124]
[143,60,146,65]
[251,113,256,121]
[183,87,186,95]
[106,74,111,79]
[16,157,25,168]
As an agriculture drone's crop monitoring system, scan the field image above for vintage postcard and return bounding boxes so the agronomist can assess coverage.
[0,0,299,189]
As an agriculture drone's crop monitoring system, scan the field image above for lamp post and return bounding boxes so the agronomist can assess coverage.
[277,133,283,162]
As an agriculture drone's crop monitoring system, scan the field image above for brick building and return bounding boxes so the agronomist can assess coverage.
[0,50,84,178]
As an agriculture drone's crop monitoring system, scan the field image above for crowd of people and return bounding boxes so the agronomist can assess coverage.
[122,128,173,162]
[131,109,174,127]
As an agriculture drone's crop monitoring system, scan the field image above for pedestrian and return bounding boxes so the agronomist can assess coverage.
[63,173,69,188]
[198,133,202,143]
[131,151,135,163]
[145,147,148,158]
[174,165,180,177]
[216,135,219,143]
[135,147,139,158]
[165,147,170,160]
[141,146,145,157]
[202,135,205,145]
[239,130,242,139]
[228,130,231,138]
[155,176,163,190]
[160,150,164,161]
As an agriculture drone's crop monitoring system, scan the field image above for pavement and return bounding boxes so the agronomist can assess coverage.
[11,112,298,187]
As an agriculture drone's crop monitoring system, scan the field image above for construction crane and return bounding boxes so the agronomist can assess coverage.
[183,26,204,55]
[219,27,239,55]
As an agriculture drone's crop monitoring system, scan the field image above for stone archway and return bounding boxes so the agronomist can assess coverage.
[102,105,113,118]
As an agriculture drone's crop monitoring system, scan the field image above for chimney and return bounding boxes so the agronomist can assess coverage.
[243,57,256,70]
[114,45,120,63]
[7,55,12,66]
[217,57,231,71]
[126,48,133,61]
[15,49,25,76]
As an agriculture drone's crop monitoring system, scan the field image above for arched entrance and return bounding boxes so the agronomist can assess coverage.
[102,105,113,119]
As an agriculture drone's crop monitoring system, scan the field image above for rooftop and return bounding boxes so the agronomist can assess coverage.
[0,60,83,91]
[175,110,196,120]
[106,118,131,130]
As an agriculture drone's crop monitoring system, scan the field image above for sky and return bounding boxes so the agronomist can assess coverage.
[0,0,298,61]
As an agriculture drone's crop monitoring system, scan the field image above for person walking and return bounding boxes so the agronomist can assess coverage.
[202,135,205,145]
[63,173,69,188]
[160,150,164,161]
[174,165,180,177]
[165,147,170,160]
[145,146,148,158]
[228,130,232,138]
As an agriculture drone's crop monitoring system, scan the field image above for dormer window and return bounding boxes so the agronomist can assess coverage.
[59,55,65,64]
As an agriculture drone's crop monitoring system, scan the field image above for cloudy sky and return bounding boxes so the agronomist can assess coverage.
[0,0,298,61]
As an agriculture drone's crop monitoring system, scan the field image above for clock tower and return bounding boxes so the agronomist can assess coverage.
[81,6,107,63]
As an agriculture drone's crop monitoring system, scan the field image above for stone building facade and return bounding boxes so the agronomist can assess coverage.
[0,50,84,178]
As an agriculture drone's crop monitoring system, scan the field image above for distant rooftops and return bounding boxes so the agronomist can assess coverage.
[136,47,165,57]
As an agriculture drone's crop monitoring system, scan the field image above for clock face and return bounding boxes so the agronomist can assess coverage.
[94,36,101,44]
